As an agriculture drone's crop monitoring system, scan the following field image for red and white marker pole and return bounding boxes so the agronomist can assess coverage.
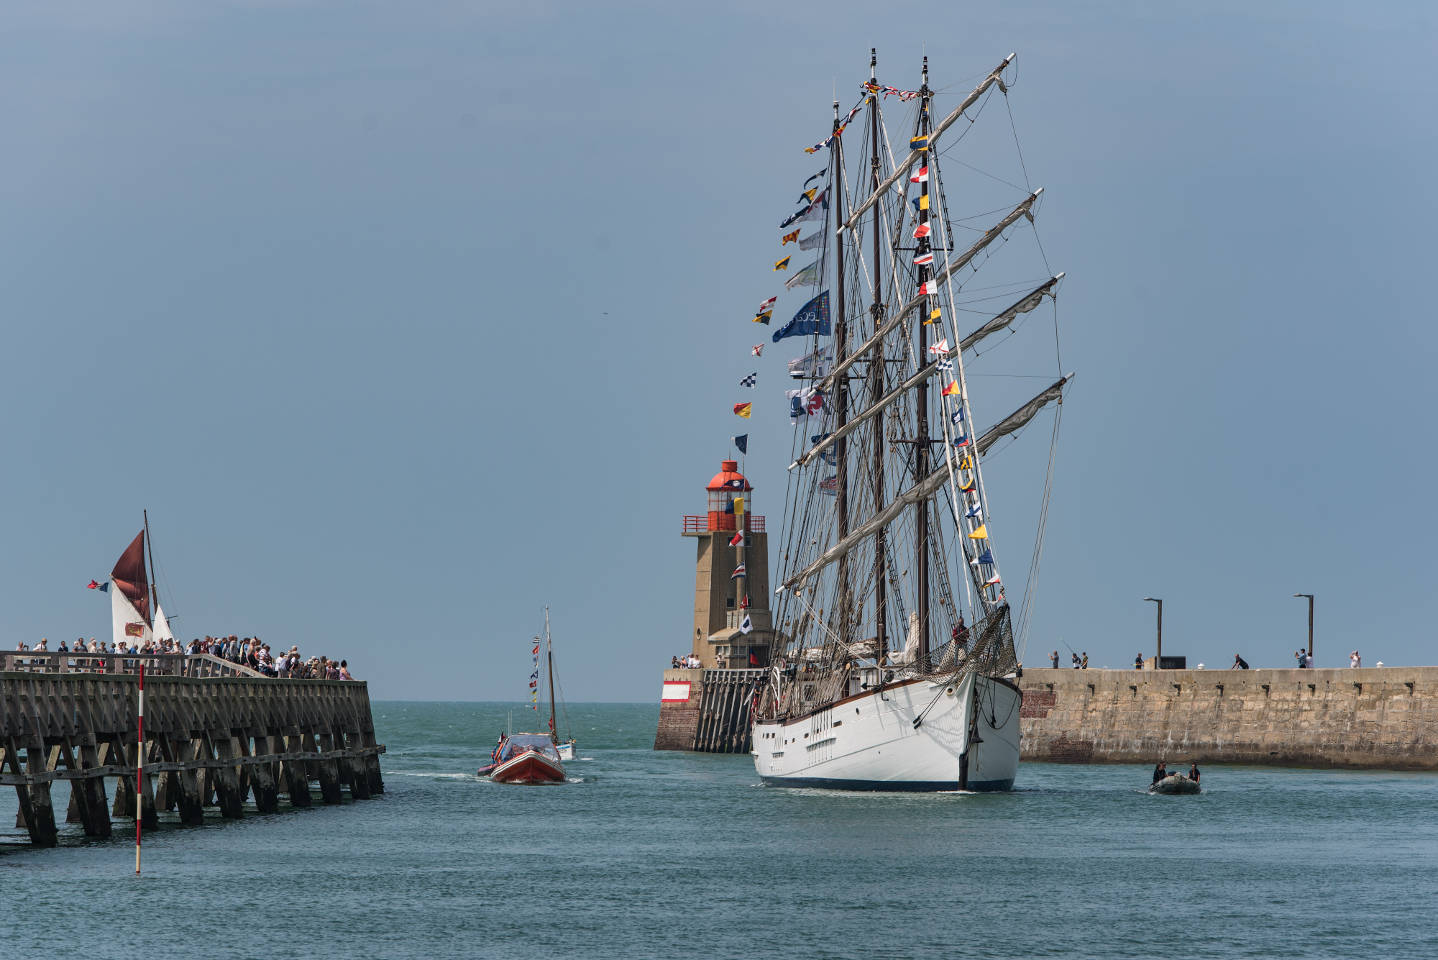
[135,663,144,876]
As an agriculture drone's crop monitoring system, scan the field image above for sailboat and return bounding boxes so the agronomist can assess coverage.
[480,609,573,783]
[751,51,1070,791]
[109,511,176,650]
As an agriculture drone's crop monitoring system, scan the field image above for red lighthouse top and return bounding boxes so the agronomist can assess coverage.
[706,460,752,492]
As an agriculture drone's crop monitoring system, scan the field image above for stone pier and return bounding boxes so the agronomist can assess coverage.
[1020,666,1438,768]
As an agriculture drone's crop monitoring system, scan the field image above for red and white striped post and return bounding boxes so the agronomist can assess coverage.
[135,663,144,876]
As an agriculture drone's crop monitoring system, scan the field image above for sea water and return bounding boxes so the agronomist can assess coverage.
[2,701,1436,959]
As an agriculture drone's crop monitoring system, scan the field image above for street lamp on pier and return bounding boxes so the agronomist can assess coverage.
[1143,597,1163,664]
[1293,593,1314,660]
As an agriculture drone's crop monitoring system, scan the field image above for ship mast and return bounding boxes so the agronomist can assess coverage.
[913,57,933,661]
[831,97,851,643]
[143,508,157,628]
[867,49,887,662]
[545,608,557,739]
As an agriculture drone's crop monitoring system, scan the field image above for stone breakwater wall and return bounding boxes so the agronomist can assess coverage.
[1020,666,1438,769]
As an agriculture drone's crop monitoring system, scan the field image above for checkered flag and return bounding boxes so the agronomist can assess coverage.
[739,372,757,388]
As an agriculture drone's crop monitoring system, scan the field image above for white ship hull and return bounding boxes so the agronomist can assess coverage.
[751,672,1021,791]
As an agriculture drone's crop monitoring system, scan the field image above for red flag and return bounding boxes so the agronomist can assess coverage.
[729,531,744,547]
[913,221,932,239]
[87,580,100,589]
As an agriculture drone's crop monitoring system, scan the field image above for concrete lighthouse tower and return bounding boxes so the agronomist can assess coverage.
[681,459,772,670]
[655,458,773,752]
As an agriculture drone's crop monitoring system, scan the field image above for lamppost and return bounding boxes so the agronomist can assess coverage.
[1143,597,1163,665]
[1293,593,1314,660]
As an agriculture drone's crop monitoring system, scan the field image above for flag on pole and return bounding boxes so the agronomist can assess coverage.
[910,134,929,151]
[751,344,764,357]
[803,170,826,190]
[956,456,973,470]
[968,524,988,539]
[971,549,994,565]
[740,594,751,609]
[798,231,824,251]
[733,434,748,454]
[928,308,942,324]
[785,261,820,289]
[758,295,777,312]
[733,496,744,514]
[966,503,983,519]
[950,407,963,423]
[928,339,949,355]
[919,194,930,211]
[936,358,953,371]
[729,531,744,547]
[740,372,757,388]
[772,290,831,342]
[910,165,929,183]
[781,229,800,245]
[960,479,976,493]
[942,381,961,397]
[951,434,971,447]
[796,187,817,205]
[919,279,940,296]
[733,402,752,418]
[740,614,753,634]
[985,575,1002,587]
[753,311,772,325]
[731,563,746,579]
[913,221,933,239]
[915,252,934,267]
[774,256,791,271]
[87,580,110,592]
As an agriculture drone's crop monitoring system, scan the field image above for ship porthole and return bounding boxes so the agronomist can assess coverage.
[946,687,955,697]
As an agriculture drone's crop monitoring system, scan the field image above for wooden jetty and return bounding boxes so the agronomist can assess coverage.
[1,652,384,847]
[655,667,762,753]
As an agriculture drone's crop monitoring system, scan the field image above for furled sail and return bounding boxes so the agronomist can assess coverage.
[792,275,1062,469]
[840,54,1015,233]
[976,375,1069,455]
[782,376,1069,591]
[815,190,1043,397]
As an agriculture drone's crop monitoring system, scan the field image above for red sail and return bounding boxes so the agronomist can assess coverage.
[110,530,151,626]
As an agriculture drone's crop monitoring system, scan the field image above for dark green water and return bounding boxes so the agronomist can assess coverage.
[2,701,1436,959]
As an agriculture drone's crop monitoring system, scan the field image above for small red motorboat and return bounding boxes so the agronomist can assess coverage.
[480,733,566,784]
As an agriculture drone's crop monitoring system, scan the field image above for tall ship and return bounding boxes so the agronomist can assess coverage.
[751,50,1070,791]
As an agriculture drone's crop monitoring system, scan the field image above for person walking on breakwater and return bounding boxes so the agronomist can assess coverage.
[1233,654,1249,670]
[1152,761,1167,785]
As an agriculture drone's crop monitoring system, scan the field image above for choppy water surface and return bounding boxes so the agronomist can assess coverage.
[2,701,1435,959]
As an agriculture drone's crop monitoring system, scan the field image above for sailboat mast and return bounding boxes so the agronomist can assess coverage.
[913,58,932,660]
[143,508,157,627]
[545,608,557,737]
[831,97,851,643]
[867,49,887,662]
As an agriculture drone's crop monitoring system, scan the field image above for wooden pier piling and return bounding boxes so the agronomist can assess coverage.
[1,652,384,848]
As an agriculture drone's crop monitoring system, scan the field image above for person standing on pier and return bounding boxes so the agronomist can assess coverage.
[1134,653,1144,670]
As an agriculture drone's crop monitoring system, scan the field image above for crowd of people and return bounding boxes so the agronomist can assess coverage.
[1049,650,1089,669]
[8,635,355,680]
[670,654,701,668]
[1038,649,1373,670]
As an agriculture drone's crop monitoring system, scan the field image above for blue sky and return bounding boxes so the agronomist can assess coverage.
[2,1,1434,699]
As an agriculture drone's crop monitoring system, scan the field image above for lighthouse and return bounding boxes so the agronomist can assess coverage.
[680,459,772,670]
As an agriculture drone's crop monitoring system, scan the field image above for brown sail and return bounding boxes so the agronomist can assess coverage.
[110,530,151,626]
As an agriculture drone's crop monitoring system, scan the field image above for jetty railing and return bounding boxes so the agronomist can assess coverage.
[0,651,267,678]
